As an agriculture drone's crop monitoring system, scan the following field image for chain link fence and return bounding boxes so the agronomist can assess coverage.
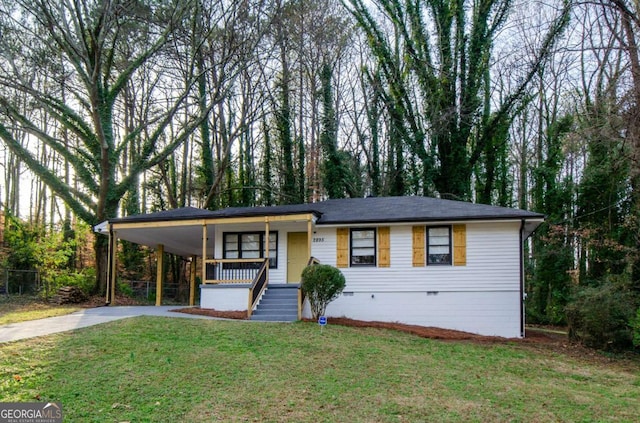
[121,280,185,303]
[1,269,41,296]
[1,271,194,304]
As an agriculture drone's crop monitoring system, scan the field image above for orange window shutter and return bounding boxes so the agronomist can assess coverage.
[336,228,349,268]
[412,226,425,267]
[378,226,390,267]
[453,224,467,266]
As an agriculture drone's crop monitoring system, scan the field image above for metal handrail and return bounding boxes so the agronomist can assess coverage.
[247,259,269,318]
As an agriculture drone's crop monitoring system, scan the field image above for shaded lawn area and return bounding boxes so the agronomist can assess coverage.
[0,296,80,325]
[1,317,639,422]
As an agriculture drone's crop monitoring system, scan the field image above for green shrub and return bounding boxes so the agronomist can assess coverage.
[566,282,637,351]
[301,264,346,320]
[117,281,134,297]
[49,268,95,295]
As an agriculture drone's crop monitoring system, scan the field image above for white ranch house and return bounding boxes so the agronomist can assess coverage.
[96,196,544,338]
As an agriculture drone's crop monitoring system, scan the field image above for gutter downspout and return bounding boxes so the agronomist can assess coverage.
[519,219,525,338]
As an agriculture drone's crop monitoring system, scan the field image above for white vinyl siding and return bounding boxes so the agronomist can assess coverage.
[311,222,521,293]
[307,222,523,337]
[308,291,521,338]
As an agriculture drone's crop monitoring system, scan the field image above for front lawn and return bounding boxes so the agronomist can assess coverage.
[1,317,638,422]
[0,296,80,325]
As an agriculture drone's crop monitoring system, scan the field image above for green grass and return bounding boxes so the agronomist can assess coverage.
[1,317,638,422]
[0,296,80,325]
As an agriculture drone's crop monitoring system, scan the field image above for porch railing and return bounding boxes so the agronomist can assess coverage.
[248,259,269,318]
[203,259,266,284]
[299,257,320,319]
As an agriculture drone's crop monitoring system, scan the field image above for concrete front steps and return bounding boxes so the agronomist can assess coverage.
[250,284,299,322]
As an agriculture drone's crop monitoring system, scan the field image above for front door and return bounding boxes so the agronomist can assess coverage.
[287,232,309,283]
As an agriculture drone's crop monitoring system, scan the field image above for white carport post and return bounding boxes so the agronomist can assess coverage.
[106,226,117,305]
[155,244,164,306]
[201,223,207,283]
[307,217,312,260]
[189,255,197,306]
[265,218,270,265]
[110,231,117,304]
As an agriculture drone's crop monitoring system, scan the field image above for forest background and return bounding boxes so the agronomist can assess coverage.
[0,0,639,351]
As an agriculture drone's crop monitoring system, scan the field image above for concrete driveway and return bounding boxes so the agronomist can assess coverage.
[0,306,219,343]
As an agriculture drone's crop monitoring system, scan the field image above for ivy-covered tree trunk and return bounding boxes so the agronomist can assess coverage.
[387,115,405,196]
[197,50,215,205]
[277,73,296,204]
[297,136,306,202]
[577,105,630,281]
[367,79,382,197]
[529,111,575,323]
[261,117,274,205]
[274,7,297,205]
[320,63,346,199]
[344,0,571,201]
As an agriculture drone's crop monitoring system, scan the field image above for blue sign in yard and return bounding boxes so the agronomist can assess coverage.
[318,316,327,326]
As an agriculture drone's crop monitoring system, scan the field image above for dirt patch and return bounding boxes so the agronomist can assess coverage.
[82,295,144,307]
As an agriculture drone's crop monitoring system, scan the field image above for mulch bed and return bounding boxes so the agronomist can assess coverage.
[170,307,557,343]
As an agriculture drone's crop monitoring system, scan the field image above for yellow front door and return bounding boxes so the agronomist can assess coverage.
[287,232,309,283]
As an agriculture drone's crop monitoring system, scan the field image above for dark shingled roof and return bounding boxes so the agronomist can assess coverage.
[110,196,543,225]
[111,206,218,223]
[310,196,543,224]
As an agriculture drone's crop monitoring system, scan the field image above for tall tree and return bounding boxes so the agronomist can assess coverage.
[602,0,640,290]
[343,0,572,200]
[272,0,298,204]
[197,0,270,210]
[0,0,208,292]
[320,63,345,198]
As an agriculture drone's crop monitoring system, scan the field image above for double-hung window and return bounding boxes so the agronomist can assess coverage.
[223,232,278,268]
[427,226,451,265]
[350,228,376,266]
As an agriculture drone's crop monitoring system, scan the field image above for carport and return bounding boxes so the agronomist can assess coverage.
[95,206,316,307]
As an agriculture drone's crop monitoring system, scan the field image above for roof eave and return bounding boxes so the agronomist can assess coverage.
[317,215,545,226]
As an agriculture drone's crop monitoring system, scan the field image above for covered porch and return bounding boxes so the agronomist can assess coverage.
[97,208,317,317]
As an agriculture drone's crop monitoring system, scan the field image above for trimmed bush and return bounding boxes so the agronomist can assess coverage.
[301,264,346,320]
[566,282,637,351]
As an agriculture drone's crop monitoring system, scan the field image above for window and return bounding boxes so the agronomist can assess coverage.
[427,226,451,265]
[350,228,376,266]
[223,232,278,268]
